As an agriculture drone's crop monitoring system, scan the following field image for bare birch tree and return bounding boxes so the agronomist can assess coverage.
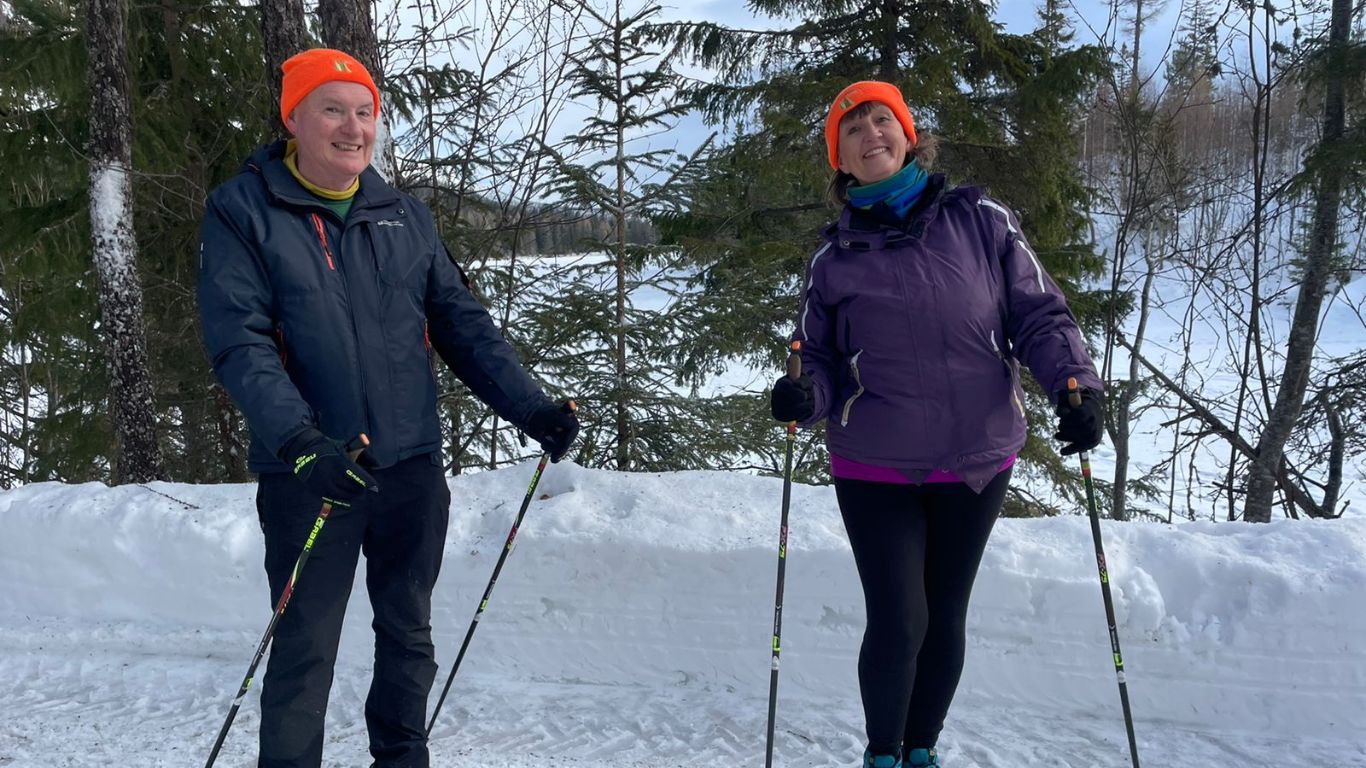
[1244,0,1356,522]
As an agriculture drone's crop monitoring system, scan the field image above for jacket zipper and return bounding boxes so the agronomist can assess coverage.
[275,325,287,366]
[841,350,866,427]
[990,330,1007,374]
[311,211,374,441]
[309,213,336,270]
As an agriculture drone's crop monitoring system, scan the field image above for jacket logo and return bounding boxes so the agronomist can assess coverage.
[376,219,405,227]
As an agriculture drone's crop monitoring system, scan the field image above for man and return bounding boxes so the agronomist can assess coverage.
[197,48,579,768]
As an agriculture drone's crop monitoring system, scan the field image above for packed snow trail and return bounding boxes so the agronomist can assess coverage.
[2,463,1364,767]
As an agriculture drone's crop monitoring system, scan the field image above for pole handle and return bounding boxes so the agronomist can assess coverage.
[346,432,371,462]
[1067,376,1082,408]
[786,340,802,380]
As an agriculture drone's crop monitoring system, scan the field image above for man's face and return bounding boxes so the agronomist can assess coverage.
[286,81,376,190]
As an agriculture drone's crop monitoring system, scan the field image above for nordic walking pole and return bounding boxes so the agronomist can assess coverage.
[205,434,371,768]
[426,401,576,736]
[1067,377,1141,768]
[765,341,801,768]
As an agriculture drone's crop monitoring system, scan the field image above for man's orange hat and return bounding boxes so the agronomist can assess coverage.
[824,81,918,170]
[279,48,380,127]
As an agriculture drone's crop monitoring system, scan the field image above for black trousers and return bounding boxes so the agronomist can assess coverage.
[834,469,1009,756]
[255,453,450,768]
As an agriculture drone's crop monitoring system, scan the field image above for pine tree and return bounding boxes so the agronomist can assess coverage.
[86,0,165,482]
[260,0,308,138]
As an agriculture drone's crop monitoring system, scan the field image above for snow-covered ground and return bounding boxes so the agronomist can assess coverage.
[2,464,1364,767]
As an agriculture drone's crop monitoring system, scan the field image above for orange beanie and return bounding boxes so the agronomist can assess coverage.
[279,48,380,127]
[824,81,917,170]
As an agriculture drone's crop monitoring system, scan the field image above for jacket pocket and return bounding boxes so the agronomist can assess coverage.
[988,330,1026,418]
[840,349,866,427]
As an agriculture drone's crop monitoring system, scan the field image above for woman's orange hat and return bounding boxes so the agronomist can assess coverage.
[824,81,917,170]
[280,48,380,127]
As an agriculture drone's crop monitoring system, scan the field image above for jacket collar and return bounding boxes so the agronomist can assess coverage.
[825,173,949,250]
[244,140,401,214]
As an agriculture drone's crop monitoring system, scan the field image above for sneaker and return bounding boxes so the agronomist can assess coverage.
[905,747,940,767]
[863,749,902,768]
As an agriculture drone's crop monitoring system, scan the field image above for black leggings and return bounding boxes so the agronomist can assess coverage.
[834,469,1009,755]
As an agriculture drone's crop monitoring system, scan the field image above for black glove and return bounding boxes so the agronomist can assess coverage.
[771,373,816,423]
[1054,388,1106,456]
[279,428,378,506]
[526,401,579,462]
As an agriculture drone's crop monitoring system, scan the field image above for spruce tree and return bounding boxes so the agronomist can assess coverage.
[534,0,721,471]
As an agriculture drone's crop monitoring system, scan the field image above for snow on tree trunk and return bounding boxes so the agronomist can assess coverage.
[319,0,396,182]
[1243,0,1351,523]
[87,0,165,483]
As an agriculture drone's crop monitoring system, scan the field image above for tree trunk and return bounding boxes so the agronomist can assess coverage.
[613,4,630,471]
[1243,0,1351,523]
[212,383,248,482]
[319,0,397,182]
[86,0,166,483]
[877,0,897,81]
[260,0,308,138]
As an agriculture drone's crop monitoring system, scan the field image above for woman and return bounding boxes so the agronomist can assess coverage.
[769,81,1105,768]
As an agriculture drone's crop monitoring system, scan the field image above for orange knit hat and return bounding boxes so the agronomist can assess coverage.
[279,48,380,127]
[824,81,918,170]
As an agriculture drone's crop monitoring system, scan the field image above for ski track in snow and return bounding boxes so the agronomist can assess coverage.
[2,465,1365,767]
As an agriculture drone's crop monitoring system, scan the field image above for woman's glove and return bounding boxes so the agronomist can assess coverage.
[770,374,816,423]
[1053,388,1105,456]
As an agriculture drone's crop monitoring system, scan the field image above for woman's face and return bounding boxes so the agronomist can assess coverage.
[836,103,911,186]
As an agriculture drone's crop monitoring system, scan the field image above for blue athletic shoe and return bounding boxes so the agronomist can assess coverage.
[904,747,940,766]
[863,749,902,768]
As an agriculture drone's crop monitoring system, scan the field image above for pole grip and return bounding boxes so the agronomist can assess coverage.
[346,432,371,462]
[786,341,802,380]
[1067,376,1082,408]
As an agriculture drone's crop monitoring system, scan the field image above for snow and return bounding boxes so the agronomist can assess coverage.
[2,465,1364,766]
[89,164,136,285]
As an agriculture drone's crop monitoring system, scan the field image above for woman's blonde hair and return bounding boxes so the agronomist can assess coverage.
[825,103,938,208]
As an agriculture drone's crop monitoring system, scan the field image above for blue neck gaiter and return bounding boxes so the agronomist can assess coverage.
[847,160,930,221]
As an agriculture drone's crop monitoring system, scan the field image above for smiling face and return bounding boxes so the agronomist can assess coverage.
[835,102,912,186]
[285,81,376,191]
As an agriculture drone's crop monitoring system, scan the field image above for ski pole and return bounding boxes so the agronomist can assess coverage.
[765,340,801,768]
[205,434,371,768]
[426,402,574,735]
[1067,377,1141,768]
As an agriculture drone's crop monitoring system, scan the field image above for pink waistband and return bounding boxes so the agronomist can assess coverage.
[830,453,1016,485]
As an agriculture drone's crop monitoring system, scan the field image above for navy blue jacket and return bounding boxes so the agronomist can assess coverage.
[198,142,550,472]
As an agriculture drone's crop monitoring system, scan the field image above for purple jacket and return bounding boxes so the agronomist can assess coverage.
[794,175,1101,491]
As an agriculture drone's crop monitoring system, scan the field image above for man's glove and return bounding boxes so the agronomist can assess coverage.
[280,427,378,506]
[1054,388,1106,456]
[770,373,816,423]
[526,401,579,462]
